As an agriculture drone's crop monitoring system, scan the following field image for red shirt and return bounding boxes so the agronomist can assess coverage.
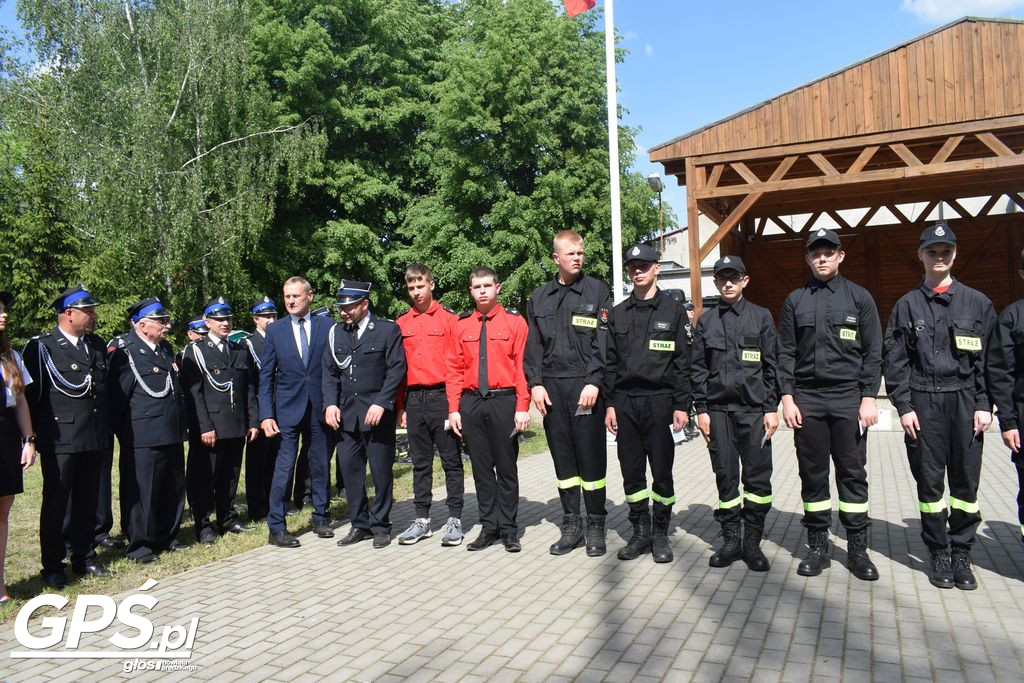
[397,300,457,387]
[447,305,530,412]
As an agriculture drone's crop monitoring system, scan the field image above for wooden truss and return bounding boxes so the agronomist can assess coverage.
[679,114,1024,308]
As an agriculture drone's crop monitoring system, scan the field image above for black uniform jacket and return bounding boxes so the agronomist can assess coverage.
[322,314,407,433]
[524,273,611,391]
[691,298,779,414]
[181,336,259,439]
[606,288,691,411]
[777,274,882,397]
[988,298,1024,431]
[884,280,996,417]
[23,327,111,453]
[108,330,188,448]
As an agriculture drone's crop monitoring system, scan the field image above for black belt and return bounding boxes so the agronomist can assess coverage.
[406,384,445,393]
[464,387,516,399]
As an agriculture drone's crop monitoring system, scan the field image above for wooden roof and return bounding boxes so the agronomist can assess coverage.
[650,17,1024,181]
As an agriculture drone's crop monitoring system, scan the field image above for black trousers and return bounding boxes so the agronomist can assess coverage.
[186,436,244,536]
[95,446,115,542]
[906,389,983,549]
[339,416,396,534]
[707,410,773,529]
[793,387,869,531]
[406,387,463,519]
[245,432,280,521]
[121,443,185,559]
[40,450,101,572]
[615,392,675,522]
[542,377,607,516]
[460,392,519,535]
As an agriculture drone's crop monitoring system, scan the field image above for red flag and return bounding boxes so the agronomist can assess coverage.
[564,0,595,18]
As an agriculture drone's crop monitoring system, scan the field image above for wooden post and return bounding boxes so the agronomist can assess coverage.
[686,158,704,316]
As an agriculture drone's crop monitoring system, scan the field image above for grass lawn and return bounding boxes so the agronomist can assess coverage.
[0,428,549,623]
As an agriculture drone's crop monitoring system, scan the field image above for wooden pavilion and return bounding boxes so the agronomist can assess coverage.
[649,17,1024,320]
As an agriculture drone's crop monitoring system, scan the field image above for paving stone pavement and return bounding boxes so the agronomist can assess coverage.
[3,430,1024,682]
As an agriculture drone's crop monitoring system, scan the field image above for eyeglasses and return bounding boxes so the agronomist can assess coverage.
[714,274,744,285]
[808,249,839,261]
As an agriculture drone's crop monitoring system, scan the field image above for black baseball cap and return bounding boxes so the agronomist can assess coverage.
[806,228,841,250]
[624,243,658,263]
[713,255,747,275]
[919,222,957,248]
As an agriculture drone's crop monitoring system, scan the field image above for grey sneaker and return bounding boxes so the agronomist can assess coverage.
[398,519,432,545]
[441,517,464,546]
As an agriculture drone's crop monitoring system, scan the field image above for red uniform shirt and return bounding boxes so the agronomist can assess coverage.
[397,300,458,387]
[447,305,529,412]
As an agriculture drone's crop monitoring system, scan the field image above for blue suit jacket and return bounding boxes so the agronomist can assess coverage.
[258,313,331,427]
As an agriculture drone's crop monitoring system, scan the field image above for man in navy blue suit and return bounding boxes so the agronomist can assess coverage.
[259,276,334,547]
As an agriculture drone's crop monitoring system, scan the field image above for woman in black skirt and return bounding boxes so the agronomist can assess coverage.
[0,291,36,605]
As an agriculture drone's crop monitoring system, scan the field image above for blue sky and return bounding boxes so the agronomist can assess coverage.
[3,0,1024,225]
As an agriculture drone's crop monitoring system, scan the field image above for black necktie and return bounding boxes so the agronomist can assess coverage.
[478,314,489,395]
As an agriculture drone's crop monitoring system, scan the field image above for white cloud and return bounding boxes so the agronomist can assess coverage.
[623,30,637,41]
[900,0,1024,23]
[644,43,654,57]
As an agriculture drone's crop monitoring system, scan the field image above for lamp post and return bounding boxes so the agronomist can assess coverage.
[647,172,664,254]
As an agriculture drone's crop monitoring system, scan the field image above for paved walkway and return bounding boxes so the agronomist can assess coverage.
[3,431,1024,681]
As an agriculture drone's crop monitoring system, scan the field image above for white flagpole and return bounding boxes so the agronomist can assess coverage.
[603,0,624,303]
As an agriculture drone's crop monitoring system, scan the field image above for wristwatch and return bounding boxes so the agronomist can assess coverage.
[21,435,36,445]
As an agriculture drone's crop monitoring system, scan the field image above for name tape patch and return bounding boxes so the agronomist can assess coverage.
[955,335,982,352]
[741,349,762,363]
[649,340,675,352]
[839,328,857,341]
[571,315,597,329]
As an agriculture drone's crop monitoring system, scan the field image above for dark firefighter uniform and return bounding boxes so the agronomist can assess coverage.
[181,297,259,543]
[524,271,611,557]
[323,281,407,546]
[778,228,882,580]
[23,286,112,585]
[242,296,280,522]
[607,245,691,564]
[885,223,995,590]
[987,253,1024,547]
[691,257,778,572]
[109,299,189,563]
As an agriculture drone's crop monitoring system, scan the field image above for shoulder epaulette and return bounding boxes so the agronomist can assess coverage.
[505,307,521,316]
[444,306,457,315]
[458,311,473,319]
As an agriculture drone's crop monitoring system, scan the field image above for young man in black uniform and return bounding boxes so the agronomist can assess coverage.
[109,298,189,564]
[243,296,279,522]
[778,228,881,581]
[323,281,407,549]
[24,285,112,587]
[525,230,612,557]
[692,257,778,572]
[988,249,1024,549]
[605,243,690,563]
[886,223,995,589]
[181,297,259,544]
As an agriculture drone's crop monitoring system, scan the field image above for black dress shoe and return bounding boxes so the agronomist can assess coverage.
[41,570,68,589]
[337,528,373,546]
[222,522,253,535]
[467,531,500,551]
[97,536,126,550]
[73,562,111,578]
[130,552,159,565]
[502,534,522,553]
[199,529,219,545]
[165,539,185,553]
[314,523,335,539]
[268,531,301,548]
[373,532,391,549]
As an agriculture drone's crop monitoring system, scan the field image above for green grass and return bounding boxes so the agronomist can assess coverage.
[0,428,548,622]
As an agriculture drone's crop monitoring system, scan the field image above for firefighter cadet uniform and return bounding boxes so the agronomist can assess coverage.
[988,250,1024,548]
[109,298,189,563]
[24,286,112,587]
[607,244,691,563]
[181,297,259,543]
[886,224,996,589]
[524,272,611,557]
[778,228,882,581]
[691,257,778,572]
[243,296,279,522]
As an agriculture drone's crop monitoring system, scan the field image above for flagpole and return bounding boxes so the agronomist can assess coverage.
[603,0,624,303]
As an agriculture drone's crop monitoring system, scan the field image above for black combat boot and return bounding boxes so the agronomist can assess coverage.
[796,529,832,576]
[651,511,673,563]
[709,522,742,568]
[549,514,584,556]
[951,547,977,590]
[617,513,652,560]
[929,547,954,589]
[584,515,606,557]
[741,524,770,572]
[846,528,879,581]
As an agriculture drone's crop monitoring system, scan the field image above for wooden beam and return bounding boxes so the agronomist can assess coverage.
[696,198,726,225]
[801,212,822,232]
[730,162,761,185]
[889,143,923,167]
[707,164,725,189]
[945,198,974,219]
[699,191,763,261]
[767,215,797,235]
[886,204,912,225]
[826,210,852,230]
[929,135,963,164]
[847,146,879,174]
[808,153,841,177]
[768,155,798,182]
[854,205,880,228]
[686,158,704,317]
[976,131,1016,157]
[1006,192,1024,212]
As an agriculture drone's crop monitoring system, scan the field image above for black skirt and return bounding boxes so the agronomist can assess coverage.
[0,405,23,497]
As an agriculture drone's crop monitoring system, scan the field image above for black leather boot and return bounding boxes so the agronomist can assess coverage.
[741,524,770,572]
[651,513,673,563]
[709,522,742,568]
[584,515,606,557]
[617,513,652,560]
[929,547,954,589]
[549,514,584,556]
[951,547,977,590]
[797,528,831,576]
[846,528,879,581]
